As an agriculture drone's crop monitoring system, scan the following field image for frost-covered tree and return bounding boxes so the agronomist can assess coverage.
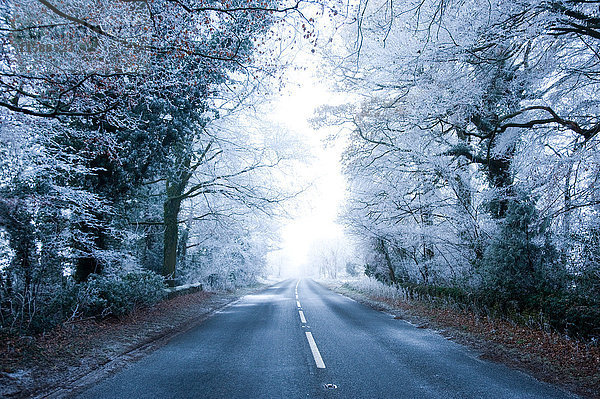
[1,0,312,282]
[326,0,600,337]
[140,110,300,283]
[0,113,112,330]
[0,0,328,331]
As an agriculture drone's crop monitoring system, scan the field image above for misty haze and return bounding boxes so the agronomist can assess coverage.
[0,1,598,398]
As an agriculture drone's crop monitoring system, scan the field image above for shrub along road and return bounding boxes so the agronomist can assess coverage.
[76,279,576,399]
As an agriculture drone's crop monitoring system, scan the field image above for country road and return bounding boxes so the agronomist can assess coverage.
[76,279,577,399]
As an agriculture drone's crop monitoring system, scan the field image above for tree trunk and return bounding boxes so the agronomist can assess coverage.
[163,193,182,285]
[487,156,513,218]
[378,239,397,285]
[562,163,572,263]
[160,150,200,285]
[75,256,101,282]
[74,216,106,282]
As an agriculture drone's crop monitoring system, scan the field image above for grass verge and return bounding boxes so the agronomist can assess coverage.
[0,284,267,399]
[326,277,600,399]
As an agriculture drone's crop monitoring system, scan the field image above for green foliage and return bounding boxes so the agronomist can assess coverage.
[364,262,397,285]
[360,198,600,340]
[364,262,379,279]
[478,197,565,310]
[0,270,166,334]
[541,293,600,339]
[404,283,472,303]
[346,262,360,276]
[79,271,166,318]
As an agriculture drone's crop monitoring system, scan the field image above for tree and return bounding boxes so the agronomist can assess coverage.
[0,0,328,333]
[324,0,600,337]
[0,114,108,330]
[1,0,301,117]
[1,0,312,283]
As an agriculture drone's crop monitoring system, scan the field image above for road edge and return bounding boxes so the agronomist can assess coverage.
[319,279,593,399]
[33,283,272,399]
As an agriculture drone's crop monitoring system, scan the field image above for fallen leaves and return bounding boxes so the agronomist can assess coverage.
[340,284,600,399]
[0,289,225,398]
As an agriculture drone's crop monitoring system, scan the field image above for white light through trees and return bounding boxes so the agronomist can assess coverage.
[267,64,348,278]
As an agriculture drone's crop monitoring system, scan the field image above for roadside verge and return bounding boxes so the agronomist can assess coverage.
[323,279,600,399]
[0,284,267,399]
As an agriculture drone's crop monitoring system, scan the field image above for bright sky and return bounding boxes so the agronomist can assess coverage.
[266,64,348,277]
[257,3,358,278]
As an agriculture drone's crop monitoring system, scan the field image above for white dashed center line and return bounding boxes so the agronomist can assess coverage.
[295,279,326,369]
[299,310,307,324]
[305,332,326,369]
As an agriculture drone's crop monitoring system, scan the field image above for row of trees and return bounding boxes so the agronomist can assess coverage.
[327,0,600,339]
[0,0,320,333]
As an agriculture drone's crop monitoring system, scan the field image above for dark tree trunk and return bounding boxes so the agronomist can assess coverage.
[74,256,101,282]
[487,155,513,218]
[160,146,207,285]
[162,159,192,285]
[74,225,106,282]
[378,239,397,285]
[163,191,182,286]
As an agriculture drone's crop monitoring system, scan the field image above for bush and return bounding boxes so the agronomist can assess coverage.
[0,270,167,334]
[477,197,565,310]
[79,271,166,318]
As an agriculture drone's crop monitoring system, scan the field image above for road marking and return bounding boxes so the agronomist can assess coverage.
[297,300,301,308]
[299,310,307,323]
[305,332,326,369]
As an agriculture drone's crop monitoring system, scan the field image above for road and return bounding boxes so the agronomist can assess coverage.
[77,279,577,399]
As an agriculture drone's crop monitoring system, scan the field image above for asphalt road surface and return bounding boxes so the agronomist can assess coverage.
[77,279,578,399]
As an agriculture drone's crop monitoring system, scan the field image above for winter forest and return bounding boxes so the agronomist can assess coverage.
[1,0,600,346]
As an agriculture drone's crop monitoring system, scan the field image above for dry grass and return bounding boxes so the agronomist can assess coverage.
[335,277,600,399]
